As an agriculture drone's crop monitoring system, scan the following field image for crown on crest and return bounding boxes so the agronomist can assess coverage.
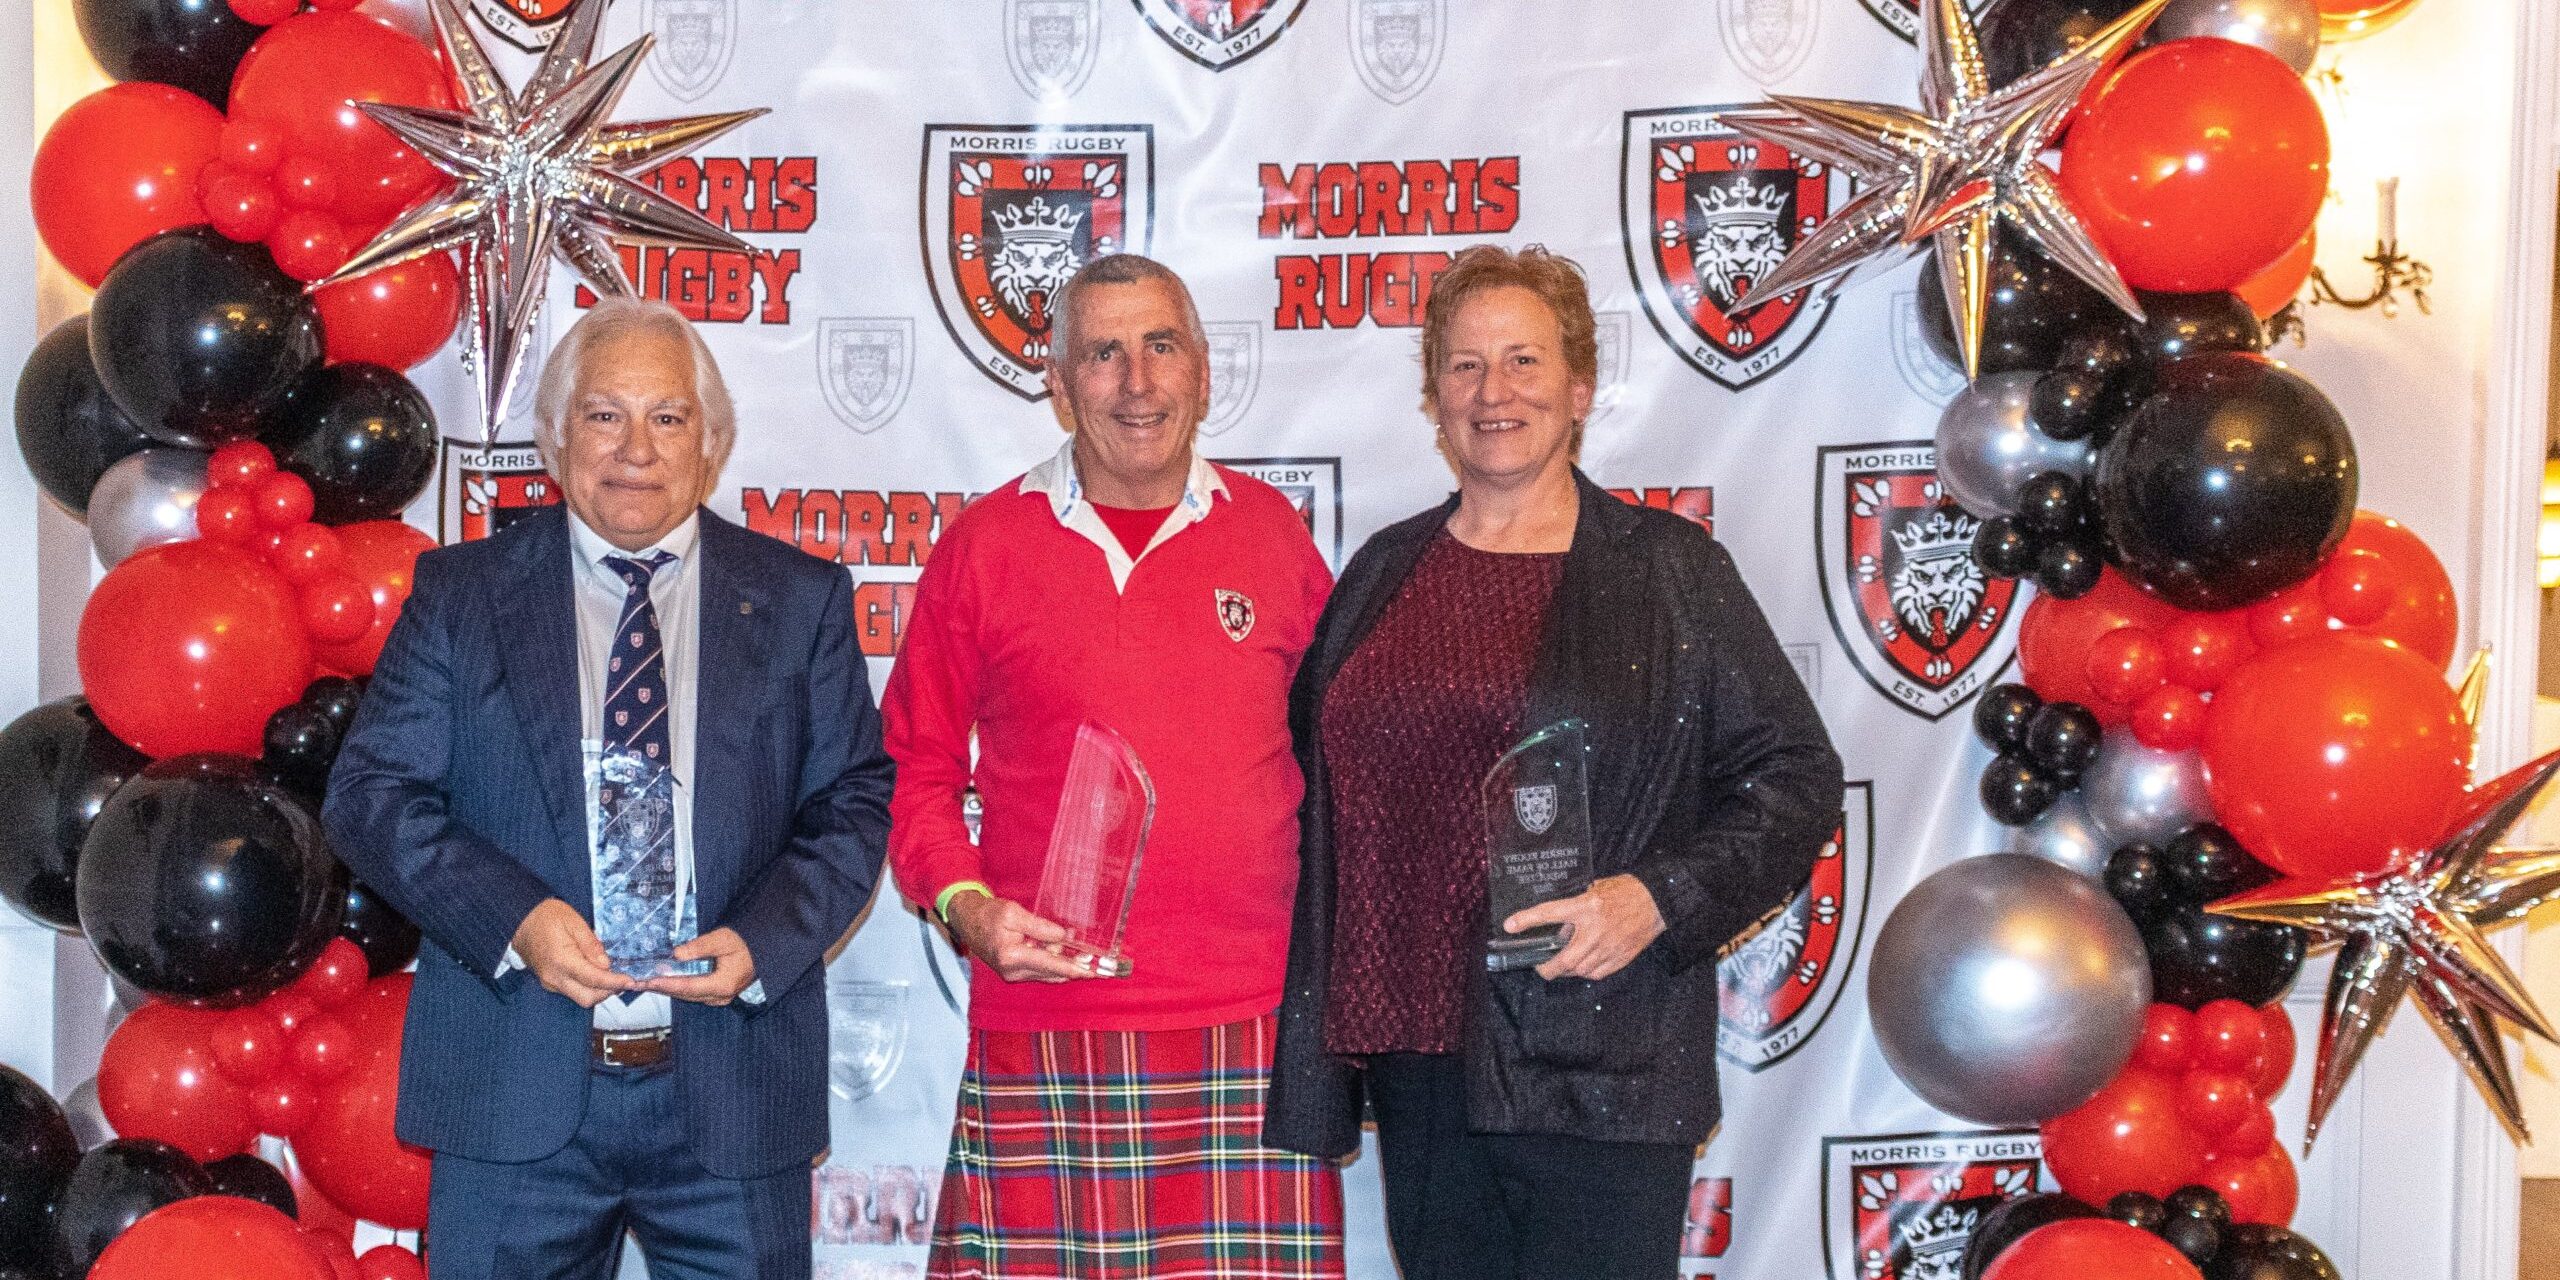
[994,195,1083,245]
[1896,1204,1979,1259]
[1892,509,1978,564]
[1693,180,1789,228]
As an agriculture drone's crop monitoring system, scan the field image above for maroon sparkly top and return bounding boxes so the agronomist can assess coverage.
[1318,531,1564,1055]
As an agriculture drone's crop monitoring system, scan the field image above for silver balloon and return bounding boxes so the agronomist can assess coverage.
[2081,735,2214,849]
[61,1077,113,1150]
[1933,371,2093,518]
[85,448,207,567]
[2006,790,2111,879]
[1868,854,2152,1124]
[2148,0,2320,74]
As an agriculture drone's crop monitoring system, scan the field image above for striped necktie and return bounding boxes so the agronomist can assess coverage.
[594,551,700,981]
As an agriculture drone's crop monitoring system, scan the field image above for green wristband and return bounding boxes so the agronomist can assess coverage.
[935,880,992,923]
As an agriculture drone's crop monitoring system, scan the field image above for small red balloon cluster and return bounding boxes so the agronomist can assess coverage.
[2044,1001,2299,1226]
[100,941,432,1222]
[90,1197,424,1280]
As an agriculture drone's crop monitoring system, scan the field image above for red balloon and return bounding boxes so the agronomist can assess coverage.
[32,82,224,286]
[88,1196,335,1280]
[99,1002,260,1162]
[209,441,279,489]
[290,1015,357,1084]
[299,574,379,646]
[317,521,434,676]
[289,937,373,1008]
[272,524,348,585]
[2318,548,2395,628]
[78,541,316,758]
[312,253,463,370]
[266,991,322,1039]
[196,488,262,547]
[2203,632,2467,879]
[253,1078,318,1136]
[276,155,340,212]
[2246,582,2328,650]
[2018,569,2179,719]
[2335,511,2458,668]
[2319,0,2421,40]
[270,211,354,283]
[286,1154,359,1240]
[2059,40,2329,293]
[202,166,284,244]
[2086,626,2167,708]
[2218,1103,2277,1158]
[2203,1144,2299,1225]
[355,1246,425,1280]
[301,1230,361,1280]
[2193,999,2269,1075]
[2158,613,2255,693]
[209,1007,285,1084]
[254,473,319,531]
[1983,1219,2205,1280]
[2257,1004,2298,1096]
[2130,686,2208,752]
[2176,1069,2260,1138]
[2041,1066,2208,1203]
[2237,229,2316,321]
[2133,1004,2196,1074]
[219,117,286,175]
[291,999,430,1227]
[227,14,454,224]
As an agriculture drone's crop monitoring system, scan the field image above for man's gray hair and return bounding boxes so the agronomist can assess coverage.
[1046,253,1207,366]
[531,297,738,495]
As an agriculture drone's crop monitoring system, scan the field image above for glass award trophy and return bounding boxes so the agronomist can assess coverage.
[1031,722,1155,978]
[1483,719,1595,972]
[591,745,712,980]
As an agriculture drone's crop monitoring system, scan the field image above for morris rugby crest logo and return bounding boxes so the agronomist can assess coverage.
[1816,443,2019,720]
[921,124,1156,400]
[644,0,735,103]
[1590,309,1631,424]
[1513,784,1558,836]
[439,444,559,544]
[1623,105,1850,390]
[826,980,910,1103]
[1857,0,1994,43]
[1201,321,1262,437]
[1892,288,1967,405]
[467,0,575,51]
[1131,0,1309,70]
[1215,457,1343,570]
[1822,1131,2043,1280]
[1349,0,1444,105]
[1007,0,1100,100]
[817,318,915,434]
[1718,781,1872,1071]
[1719,0,1818,85]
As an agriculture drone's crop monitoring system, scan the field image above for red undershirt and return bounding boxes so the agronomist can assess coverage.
[1091,503,1177,559]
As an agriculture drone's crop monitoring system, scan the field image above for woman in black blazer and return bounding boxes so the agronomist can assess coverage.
[1263,245,1843,1278]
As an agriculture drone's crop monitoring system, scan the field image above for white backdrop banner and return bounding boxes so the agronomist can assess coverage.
[403,2,2225,1276]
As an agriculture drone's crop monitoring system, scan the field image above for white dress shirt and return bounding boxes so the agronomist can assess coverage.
[1021,436,1230,590]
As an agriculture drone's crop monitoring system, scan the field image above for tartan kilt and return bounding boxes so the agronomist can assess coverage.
[925,1013,1346,1280]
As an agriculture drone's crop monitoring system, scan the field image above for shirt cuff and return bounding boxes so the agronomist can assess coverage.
[739,980,766,1005]
[497,946,525,980]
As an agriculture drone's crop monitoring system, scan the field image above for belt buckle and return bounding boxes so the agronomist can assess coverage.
[593,1027,672,1068]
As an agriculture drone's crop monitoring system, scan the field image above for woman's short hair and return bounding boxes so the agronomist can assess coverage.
[1418,244,1601,415]
[532,297,738,495]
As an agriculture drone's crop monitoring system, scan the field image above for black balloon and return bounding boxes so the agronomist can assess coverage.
[2106,844,2172,919]
[14,315,155,517]
[299,676,364,740]
[45,1138,213,1276]
[2138,292,2267,363]
[2031,368,2109,442]
[2204,1225,2343,1280]
[2142,901,2308,1008]
[1978,0,2143,87]
[2167,825,2273,903]
[0,1066,77,1270]
[340,878,422,979]
[1961,1192,2101,1279]
[2024,702,2104,779]
[1974,683,2045,753]
[203,1153,295,1218]
[2095,353,2357,611]
[261,703,340,797]
[2166,1185,2233,1228]
[1973,516,2041,579]
[76,754,347,1007]
[70,0,262,109]
[262,364,440,525]
[0,697,149,935]
[2163,1213,2223,1266]
[89,228,324,449]
[2013,470,2089,540]
[1981,753,2059,826]
[2035,540,2103,598]
[2108,1190,2169,1233]
[1918,230,2117,376]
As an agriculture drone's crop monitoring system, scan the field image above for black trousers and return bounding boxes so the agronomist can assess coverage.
[1365,1053,1695,1280]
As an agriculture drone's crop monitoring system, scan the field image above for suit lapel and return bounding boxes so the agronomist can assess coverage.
[690,512,772,920]
[494,508,594,906]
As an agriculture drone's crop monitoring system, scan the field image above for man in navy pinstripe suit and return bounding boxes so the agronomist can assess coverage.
[325,298,894,1280]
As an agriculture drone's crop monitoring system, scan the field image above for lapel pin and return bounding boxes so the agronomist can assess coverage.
[740,601,753,615]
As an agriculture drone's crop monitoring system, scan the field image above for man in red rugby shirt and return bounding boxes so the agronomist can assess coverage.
[883,254,1341,1279]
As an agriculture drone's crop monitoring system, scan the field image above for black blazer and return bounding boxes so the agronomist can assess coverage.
[1264,472,1843,1156]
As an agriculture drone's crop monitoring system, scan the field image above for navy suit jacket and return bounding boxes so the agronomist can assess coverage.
[322,505,893,1179]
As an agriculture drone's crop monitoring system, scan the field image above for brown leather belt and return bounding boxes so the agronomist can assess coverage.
[591,1027,672,1068]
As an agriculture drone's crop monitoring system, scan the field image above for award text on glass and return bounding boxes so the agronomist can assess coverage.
[1484,719,1596,972]
[1032,722,1155,977]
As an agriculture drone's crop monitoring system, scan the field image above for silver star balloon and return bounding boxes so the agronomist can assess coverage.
[1718,0,2168,377]
[2211,668,2560,1151]
[318,0,768,443]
